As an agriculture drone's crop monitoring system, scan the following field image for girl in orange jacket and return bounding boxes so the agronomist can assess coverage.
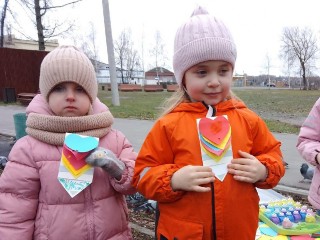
[133,6,285,240]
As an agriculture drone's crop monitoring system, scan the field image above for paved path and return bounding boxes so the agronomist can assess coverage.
[0,105,311,196]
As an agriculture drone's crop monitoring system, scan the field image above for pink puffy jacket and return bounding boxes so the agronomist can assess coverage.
[297,97,320,210]
[0,95,137,240]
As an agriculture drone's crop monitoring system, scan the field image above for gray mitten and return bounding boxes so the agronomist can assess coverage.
[86,147,125,180]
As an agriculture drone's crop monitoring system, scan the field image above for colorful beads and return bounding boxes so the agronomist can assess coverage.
[260,198,318,228]
[305,213,316,223]
[282,217,293,229]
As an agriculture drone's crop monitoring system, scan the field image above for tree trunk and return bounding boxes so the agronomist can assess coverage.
[120,60,124,83]
[0,0,9,48]
[34,0,45,50]
[301,62,307,90]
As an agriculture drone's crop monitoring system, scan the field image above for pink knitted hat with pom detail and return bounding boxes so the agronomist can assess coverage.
[173,6,237,86]
[39,45,97,103]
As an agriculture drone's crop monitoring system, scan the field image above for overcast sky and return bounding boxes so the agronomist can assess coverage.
[6,0,320,76]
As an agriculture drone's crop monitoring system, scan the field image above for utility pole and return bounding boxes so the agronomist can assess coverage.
[102,0,120,106]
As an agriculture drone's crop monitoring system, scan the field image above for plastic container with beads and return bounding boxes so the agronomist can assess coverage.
[259,197,320,235]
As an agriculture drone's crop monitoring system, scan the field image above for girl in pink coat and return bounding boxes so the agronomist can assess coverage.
[0,46,136,239]
[297,97,320,215]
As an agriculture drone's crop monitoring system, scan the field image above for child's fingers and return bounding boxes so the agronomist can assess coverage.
[192,166,214,172]
[195,176,215,185]
[233,174,255,183]
[238,150,256,160]
[192,185,212,192]
[194,171,215,178]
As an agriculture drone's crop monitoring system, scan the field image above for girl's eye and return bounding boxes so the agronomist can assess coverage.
[220,68,230,75]
[76,86,86,92]
[196,70,207,77]
[52,85,65,92]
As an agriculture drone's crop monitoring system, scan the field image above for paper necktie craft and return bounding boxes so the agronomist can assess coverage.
[197,110,233,181]
[58,133,99,198]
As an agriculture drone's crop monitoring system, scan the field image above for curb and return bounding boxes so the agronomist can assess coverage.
[129,222,154,236]
[274,184,309,198]
[0,132,15,138]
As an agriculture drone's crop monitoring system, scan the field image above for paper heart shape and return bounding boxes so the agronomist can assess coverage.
[200,135,231,156]
[61,152,91,178]
[202,144,230,162]
[200,134,221,150]
[199,116,230,145]
[201,140,224,156]
[62,144,90,170]
[200,128,231,151]
[65,133,99,152]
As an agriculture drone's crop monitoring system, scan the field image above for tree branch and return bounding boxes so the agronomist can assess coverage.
[43,0,83,9]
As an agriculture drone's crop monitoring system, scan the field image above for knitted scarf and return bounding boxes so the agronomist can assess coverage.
[26,111,114,146]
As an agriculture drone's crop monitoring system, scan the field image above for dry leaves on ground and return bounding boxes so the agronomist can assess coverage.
[128,207,155,239]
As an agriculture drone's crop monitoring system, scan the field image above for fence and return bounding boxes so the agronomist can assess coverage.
[0,48,48,102]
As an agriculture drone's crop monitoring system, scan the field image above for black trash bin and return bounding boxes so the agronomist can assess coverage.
[3,88,16,103]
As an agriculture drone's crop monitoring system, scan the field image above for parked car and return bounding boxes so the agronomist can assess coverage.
[266,83,276,87]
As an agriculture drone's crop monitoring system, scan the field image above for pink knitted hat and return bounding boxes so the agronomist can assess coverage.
[173,6,237,86]
[39,45,97,103]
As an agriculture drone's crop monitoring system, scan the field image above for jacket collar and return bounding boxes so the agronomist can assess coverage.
[172,98,247,115]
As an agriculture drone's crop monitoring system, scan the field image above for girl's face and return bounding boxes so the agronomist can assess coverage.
[48,82,91,117]
[184,60,233,106]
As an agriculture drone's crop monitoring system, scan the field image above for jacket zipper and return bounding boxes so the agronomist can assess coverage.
[211,182,216,240]
[210,105,217,240]
[84,187,94,240]
[157,102,218,240]
[202,102,217,240]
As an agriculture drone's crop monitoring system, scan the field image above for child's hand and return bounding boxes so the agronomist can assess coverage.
[171,165,215,192]
[227,150,267,183]
[86,147,125,180]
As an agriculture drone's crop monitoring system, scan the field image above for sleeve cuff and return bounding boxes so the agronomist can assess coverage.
[161,166,184,201]
[255,158,284,189]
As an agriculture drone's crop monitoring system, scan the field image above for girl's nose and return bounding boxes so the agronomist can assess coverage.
[66,89,75,101]
[207,74,220,87]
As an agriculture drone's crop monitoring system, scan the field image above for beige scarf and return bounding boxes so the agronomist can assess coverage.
[26,111,114,146]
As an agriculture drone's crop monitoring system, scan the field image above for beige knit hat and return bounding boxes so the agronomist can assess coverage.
[173,6,237,86]
[39,45,97,103]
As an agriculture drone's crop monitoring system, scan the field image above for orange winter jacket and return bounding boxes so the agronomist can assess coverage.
[133,99,285,240]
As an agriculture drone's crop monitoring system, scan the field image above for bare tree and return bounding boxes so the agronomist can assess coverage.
[0,0,9,47]
[281,44,295,88]
[280,27,319,90]
[125,47,141,82]
[149,30,167,82]
[264,53,272,88]
[75,22,99,71]
[16,0,83,50]
[114,29,131,83]
[114,29,141,84]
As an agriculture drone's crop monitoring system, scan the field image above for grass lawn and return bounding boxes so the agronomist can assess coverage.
[98,88,320,134]
[233,88,319,119]
[98,91,170,120]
